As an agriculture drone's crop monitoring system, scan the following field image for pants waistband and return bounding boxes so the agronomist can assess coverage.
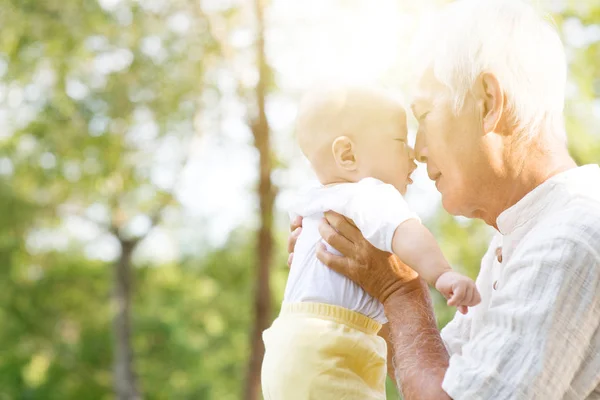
[279,302,382,335]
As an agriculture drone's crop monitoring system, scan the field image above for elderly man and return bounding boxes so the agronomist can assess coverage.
[288,0,600,399]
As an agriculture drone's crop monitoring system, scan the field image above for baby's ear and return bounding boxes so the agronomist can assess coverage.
[331,136,357,171]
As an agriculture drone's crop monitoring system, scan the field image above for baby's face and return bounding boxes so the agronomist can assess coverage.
[296,87,416,194]
[355,108,416,195]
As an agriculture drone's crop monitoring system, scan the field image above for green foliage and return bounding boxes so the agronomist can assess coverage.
[0,0,598,399]
[132,232,258,400]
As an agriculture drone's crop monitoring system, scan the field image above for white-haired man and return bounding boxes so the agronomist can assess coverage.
[288,0,600,398]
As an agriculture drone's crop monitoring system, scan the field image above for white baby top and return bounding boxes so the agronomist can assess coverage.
[284,178,418,324]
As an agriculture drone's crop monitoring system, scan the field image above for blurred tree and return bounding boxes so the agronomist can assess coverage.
[200,0,279,397]
[0,0,218,398]
[556,1,600,166]
[244,1,277,399]
[0,1,598,399]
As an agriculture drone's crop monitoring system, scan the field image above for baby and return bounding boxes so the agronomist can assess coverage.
[261,87,481,399]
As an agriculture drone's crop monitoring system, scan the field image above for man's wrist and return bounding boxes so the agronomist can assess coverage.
[376,253,421,305]
[382,276,450,400]
[381,275,429,310]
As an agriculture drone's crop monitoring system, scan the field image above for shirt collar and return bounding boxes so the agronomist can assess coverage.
[496,164,600,235]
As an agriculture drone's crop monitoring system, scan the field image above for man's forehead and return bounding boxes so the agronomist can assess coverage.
[411,95,430,113]
[410,68,443,111]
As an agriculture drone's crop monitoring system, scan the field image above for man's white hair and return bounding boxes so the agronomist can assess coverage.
[414,0,567,141]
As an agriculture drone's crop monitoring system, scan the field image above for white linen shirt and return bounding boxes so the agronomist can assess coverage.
[441,165,600,400]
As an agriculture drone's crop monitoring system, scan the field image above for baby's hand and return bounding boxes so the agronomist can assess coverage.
[435,271,481,314]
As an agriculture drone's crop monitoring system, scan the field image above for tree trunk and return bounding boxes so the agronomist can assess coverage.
[113,238,141,400]
[245,0,275,399]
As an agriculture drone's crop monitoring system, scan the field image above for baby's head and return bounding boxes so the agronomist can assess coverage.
[296,86,416,194]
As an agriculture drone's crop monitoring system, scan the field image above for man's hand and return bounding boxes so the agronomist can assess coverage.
[287,216,303,267]
[316,211,421,305]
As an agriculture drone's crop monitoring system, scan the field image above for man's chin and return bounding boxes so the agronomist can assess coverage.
[440,194,463,217]
[442,196,485,221]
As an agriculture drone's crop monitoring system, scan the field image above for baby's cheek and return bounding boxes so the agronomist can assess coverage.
[394,165,410,184]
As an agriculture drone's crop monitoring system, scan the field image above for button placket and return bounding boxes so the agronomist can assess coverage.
[493,246,502,290]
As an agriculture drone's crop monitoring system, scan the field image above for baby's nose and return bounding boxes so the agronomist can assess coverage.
[409,159,417,173]
[414,132,428,163]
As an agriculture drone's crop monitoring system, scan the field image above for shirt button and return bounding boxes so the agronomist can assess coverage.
[495,246,503,263]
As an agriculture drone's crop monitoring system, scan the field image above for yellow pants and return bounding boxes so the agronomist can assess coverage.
[261,302,387,400]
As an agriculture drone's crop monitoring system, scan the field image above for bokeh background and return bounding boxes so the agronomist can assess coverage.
[0,0,599,399]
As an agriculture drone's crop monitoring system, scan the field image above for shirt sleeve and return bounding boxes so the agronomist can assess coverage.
[442,232,600,400]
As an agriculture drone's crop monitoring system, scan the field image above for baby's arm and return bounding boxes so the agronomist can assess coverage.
[391,219,450,285]
[391,220,481,313]
[316,178,480,310]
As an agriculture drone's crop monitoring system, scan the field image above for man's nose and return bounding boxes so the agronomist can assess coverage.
[414,132,428,163]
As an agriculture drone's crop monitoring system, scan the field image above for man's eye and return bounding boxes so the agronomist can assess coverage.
[419,112,430,121]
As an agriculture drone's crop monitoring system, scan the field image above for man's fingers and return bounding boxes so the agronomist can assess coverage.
[287,227,302,254]
[458,305,468,314]
[316,243,351,277]
[287,252,294,268]
[318,218,355,256]
[323,211,363,244]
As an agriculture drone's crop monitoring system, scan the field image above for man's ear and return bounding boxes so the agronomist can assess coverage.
[331,136,358,171]
[474,72,506,134]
